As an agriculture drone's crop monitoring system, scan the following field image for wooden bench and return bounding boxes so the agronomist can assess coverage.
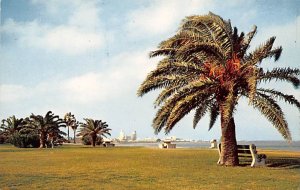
[217,143,266,167]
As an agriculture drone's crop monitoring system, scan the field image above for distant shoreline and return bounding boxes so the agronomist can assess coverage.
[116,141,300,151]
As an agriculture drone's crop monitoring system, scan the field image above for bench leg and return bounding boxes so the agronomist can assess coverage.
[251,154,266,167]
[217,143,221,165]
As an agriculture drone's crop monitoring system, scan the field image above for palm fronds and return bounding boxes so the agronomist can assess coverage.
[250,93,291,141]
[77,119,111,139]
[258,68,300,87]
[138,12,300,143]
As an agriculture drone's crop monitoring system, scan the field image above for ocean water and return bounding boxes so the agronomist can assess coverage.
[116,141,300,151]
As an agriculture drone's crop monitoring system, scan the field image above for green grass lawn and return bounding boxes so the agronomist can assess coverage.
[0,144,299,190]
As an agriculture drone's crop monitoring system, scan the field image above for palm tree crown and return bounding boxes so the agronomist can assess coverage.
[64,112,76,142]
[1,116,24,136]
[138,12,300,166]
[26,111,66,148]
[77,118,111,147]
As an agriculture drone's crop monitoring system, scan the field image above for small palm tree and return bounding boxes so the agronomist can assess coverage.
[77,119,111,147]
[138,12,300,166]
[64,112,76,143]
[26,111,66,148]
[71,121,79,143]
[0,116,24,139]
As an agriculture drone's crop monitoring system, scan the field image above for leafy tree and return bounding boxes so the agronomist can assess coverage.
[0,130,9,144]
[138,12,300,166]
[0,115,24,142]
[1,116,41,147]
[77,119,111,147]
[26,111,66,148]
[10,131,40,148]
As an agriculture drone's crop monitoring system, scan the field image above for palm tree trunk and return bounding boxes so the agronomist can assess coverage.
[91,135,96,147]
[67,127,70,143]
[219,117,239,166]
[39,132,46,148]
[73,129,76,144]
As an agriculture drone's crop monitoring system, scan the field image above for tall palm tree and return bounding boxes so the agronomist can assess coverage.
[0,115,24,138]
[138,12,300,166]
[77,119,111,147]
[64,112,76,143]
[71,121,79,144]
[26,111,66,148]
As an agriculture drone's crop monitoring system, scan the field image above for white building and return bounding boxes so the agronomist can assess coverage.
[119,130,126,141]
[131,131,137,141]
[119,130,137,141]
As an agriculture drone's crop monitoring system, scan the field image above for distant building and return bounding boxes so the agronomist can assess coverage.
[165,136,177,141]
[119,130,126,141]
[119,130,137,141]
[131,131,137,141]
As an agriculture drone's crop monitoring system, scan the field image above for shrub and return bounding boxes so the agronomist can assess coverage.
[82,136,91,145]
[0,131,10,144]
[0,134,9,144]
[11,132,40,148]
[96,137,104,145]
[81,136,103,146]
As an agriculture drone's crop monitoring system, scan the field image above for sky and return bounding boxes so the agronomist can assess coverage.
[0,0,299,141]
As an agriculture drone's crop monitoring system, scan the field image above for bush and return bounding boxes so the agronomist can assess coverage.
[0,133,9,144]
[81,136,103,146]
[11,132,40,148]
[46,135,66,148]
[82,136,91,145]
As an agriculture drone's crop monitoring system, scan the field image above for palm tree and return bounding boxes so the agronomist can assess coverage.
[71,121,79,143]
[138,12,300,166]
[77,119,111,147]
[64,112,76,143]
[26,111,66,148]
[0,115,24,139]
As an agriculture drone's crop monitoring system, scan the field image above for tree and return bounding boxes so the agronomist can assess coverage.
[0,130,8,144]
[10,130,40,148]
[64,112,76,143]
[138,12,300,166]
[71,121,79,144]
[1,115,40,147]
[0,115,24,141]
[26,111,66,148]
[77,119,111,147]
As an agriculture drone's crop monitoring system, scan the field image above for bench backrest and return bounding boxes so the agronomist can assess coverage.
[218,143,256,156]
[237,145,251,154]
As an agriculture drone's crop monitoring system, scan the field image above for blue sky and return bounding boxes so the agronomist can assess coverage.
[0,0,299,141]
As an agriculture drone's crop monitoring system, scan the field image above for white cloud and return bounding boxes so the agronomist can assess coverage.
[0,50,157,105]
[126,0,214,37]
[1,0,104,55]
[62,50,157,104]
[1,19,104,55]
[68,1,101,30]
[42,26,103,54]
[0,84,32,103]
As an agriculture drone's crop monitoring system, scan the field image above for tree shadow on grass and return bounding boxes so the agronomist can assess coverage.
[266,157,300,169]
[237,157,300,169]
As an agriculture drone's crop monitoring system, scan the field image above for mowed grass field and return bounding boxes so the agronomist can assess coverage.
[0,144,299,190]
